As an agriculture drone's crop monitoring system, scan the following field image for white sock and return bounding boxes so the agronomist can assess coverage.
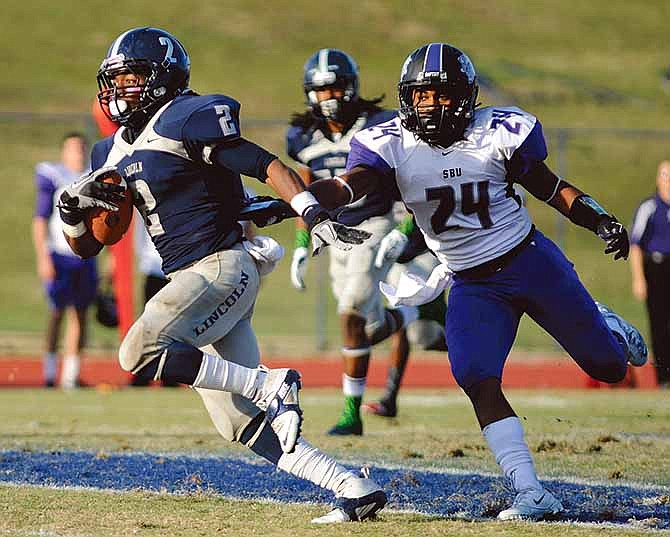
[192,353,264,400]
[342,374,366,397]
[482,416,542,493]
[60,355,80,389]
[277,437,356,496]
[43,352,57,384]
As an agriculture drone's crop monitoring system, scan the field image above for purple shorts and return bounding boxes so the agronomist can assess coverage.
[45,252,98,310]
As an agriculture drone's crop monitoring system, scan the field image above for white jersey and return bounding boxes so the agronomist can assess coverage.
[350,106,537,271]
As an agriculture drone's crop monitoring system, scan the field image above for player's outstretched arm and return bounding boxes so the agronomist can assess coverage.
[516,159,629,261]
[265,160,372,256]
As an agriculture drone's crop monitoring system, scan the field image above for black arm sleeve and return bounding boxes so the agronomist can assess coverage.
[210,138,277,181]
[506,155,562,202]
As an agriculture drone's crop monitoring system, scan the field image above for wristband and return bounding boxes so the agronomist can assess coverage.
[295,229,310,249]
[332,176,354,204]
[290,191,320,217]
[62,221,88,239]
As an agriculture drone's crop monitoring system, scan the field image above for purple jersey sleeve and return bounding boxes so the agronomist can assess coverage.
[509,119,548,177]
[346,137,394,175]
[34,172,55,218]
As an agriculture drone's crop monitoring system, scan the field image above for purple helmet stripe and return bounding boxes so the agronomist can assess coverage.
[424,43,442,73]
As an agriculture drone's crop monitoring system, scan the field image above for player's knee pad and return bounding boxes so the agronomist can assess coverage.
[196,387,261,443]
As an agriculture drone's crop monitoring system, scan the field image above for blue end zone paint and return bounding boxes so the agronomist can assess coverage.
[0,451,668,528]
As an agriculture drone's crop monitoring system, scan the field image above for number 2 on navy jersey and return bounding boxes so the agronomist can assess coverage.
[215,105,238,136]
[426,181,493,233]
[130,179,165,237]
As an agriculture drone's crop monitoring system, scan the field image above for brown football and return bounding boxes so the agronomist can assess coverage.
[85,171,133,245]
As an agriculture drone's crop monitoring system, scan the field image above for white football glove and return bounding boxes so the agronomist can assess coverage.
[374,229,409,268]
[290,247,309,290]
[59,166,126,213]
[310,218,372,256]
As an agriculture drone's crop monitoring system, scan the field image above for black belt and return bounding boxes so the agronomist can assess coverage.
[455,226,535,280]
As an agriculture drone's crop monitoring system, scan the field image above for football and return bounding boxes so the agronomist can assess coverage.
[85,171,133,245]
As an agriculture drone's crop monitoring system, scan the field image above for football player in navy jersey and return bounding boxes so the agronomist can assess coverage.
[303,42,648,521]
[57,27,386,523]
[287,48,436,434]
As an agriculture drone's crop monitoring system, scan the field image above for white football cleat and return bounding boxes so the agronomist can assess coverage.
[312,469,387,524]
[254,367,303,454]
[596,302,648,366]
[498,488,564,521]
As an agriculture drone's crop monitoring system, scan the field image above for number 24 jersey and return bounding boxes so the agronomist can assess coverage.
[347,106,546,272]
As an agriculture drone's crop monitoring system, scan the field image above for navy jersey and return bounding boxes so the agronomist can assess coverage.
[91,93,251,274]
[286,109,398,226]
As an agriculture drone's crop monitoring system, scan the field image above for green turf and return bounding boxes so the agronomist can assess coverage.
[1,387,668,486]
[0,486,659,537]
[0,387,668,536]
[2,1,670,352]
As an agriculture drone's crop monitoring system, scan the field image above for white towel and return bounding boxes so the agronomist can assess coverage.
[242,236,285,276]
[380,263,453,307]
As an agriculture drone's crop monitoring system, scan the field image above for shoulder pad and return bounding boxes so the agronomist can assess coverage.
[475,106,539,160]
[91,137,115,170]
[285,125,313,162]
[177,94,242,145]
[365,109,398,129]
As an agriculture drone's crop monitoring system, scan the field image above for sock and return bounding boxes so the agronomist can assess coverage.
[482,416,542,493]
[277,437,357,496]
[381,366,404,404]
[192,352,265,400]
[60,355,80,389]
[43,352,57,385]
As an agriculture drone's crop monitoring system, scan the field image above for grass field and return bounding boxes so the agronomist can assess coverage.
[0,386,668,535]
[2,1,670,353]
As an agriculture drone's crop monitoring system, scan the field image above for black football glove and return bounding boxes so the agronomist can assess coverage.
[57,166,126,225]
[596,215,630,261]
[305,208,372,256]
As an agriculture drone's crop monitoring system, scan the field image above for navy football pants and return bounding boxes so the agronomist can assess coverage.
[445,229,627,389]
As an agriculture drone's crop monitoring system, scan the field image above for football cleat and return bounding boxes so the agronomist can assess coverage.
[255,367,303,453]
[497,488,564,521]
[596,302,648,367]
[361,400,397,418]
[327,421,363,436]
[312,468,387,523]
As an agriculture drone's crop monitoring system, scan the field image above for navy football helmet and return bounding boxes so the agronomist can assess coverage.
[303,49,359,123]
[398,43,478,147]
[97,27,190,129]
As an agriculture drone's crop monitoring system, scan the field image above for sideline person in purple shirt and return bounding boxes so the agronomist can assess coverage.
[630,160,670,387]
[31,132,97,389]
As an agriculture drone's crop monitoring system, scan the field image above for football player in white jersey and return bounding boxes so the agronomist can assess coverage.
[301,42,648,521]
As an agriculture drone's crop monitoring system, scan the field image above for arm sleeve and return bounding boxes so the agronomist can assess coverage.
[505,119,560,201]
[209,138,277,181]
[34,170,55,218]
